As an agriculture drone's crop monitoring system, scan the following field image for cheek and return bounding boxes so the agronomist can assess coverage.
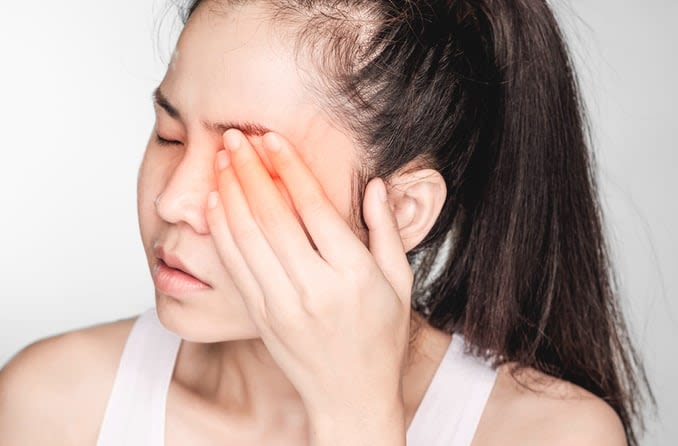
[136,147,168,240]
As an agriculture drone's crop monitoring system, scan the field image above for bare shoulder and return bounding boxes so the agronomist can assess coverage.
[473,363,627,446]
[0,315,138,445]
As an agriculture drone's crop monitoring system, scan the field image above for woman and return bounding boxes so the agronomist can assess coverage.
[0,0,653,445]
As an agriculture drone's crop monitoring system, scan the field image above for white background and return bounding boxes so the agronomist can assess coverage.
[0,1,675,444]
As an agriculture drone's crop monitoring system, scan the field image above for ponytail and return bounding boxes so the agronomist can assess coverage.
[415,2,653,444]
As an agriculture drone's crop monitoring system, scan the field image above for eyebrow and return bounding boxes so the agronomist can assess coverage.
[152,87,272,137]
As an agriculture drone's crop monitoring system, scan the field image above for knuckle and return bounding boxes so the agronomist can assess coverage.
[344,261,373,285]
[297,285,332,317]
[231,221,260,244]
[251,203,286,232]
[296,284,317,314]
[297,194,327,220]
[275,151,295,172]
[229,156,256,181]
[217,170,230,189]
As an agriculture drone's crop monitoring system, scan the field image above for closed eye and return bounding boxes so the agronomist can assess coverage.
[155,133,182,146]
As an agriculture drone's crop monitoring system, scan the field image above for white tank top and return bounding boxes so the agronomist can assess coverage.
[96,308,497,446]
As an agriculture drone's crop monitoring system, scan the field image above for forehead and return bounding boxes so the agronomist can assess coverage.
[158,3,358,215]
[163,3,315,138]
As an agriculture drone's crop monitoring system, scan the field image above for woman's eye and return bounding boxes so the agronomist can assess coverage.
[155,133,182,146]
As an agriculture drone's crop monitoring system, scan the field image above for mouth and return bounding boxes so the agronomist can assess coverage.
[152,246,213,295]
[158,258,189,276]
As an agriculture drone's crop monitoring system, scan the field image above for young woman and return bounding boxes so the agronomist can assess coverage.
[0,0,653,445]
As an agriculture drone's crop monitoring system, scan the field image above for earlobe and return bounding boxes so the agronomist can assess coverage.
[387,168,447,252]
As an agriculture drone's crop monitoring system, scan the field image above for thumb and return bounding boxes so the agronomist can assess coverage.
[363,177,413,301]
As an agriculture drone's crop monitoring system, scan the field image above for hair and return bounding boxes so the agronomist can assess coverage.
[175,0,654,443]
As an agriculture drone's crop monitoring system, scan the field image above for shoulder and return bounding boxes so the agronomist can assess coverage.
[0,315,139,445]
[473,363,627,446]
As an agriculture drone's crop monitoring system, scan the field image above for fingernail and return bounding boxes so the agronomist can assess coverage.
[263,132,281,152]
[207,191,219,209]
[217,150,230,170]
[225,130,241,151]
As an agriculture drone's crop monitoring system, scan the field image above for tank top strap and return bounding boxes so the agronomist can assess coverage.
[96,308,181,446]
[406,334,498,446]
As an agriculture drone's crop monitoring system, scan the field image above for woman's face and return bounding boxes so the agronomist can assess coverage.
[137,3,359,342]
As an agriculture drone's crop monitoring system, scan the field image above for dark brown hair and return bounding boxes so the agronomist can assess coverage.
[177,1,654,444]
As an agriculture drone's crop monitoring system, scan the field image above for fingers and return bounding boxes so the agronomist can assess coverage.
[261,132,369,265]
[362,178,413,304]
[223,130,323,281]
[209,128,411,312]
[204,185,269,328]
[205,140,298,321]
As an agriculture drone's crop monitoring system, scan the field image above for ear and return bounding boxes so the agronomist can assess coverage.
[385,167,447,252]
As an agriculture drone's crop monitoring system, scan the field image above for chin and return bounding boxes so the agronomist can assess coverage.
[154,291,260,343]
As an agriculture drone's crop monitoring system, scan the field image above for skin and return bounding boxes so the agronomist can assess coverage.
[0,3,627,445]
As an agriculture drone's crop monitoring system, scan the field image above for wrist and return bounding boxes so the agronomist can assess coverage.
[306,397,406,446]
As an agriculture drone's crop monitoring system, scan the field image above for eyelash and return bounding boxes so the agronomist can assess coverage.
[155,133,181,146]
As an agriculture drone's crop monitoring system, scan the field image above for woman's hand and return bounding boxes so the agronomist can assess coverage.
[205,129,413,445]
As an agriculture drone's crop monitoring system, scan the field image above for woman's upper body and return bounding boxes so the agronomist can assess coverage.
[92,308,498,446]
[0,308,623,445]
[0,0,650,444]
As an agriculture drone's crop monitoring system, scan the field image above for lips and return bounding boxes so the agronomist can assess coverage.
[153,245,210,287]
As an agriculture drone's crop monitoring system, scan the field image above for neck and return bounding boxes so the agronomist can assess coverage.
[173,313,451,431]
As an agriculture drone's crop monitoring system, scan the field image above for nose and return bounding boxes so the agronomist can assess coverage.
[155,150,214,235]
